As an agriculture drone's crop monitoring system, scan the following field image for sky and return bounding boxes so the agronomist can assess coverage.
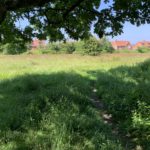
[109,23,150,44]
[100,0,150,44]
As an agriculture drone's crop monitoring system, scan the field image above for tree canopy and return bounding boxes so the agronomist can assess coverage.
[0,0,149,43]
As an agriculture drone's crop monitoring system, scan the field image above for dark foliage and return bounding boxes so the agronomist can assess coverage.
[0,0,149,43]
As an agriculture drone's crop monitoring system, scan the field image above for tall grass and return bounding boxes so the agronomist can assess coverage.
[0,54,150,149]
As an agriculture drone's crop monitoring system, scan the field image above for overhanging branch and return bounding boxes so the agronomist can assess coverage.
[63,0,85,18]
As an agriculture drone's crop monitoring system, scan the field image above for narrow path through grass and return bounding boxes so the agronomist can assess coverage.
[89,79,134,150]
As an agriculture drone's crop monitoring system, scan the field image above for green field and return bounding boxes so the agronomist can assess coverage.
[0,53,150,150]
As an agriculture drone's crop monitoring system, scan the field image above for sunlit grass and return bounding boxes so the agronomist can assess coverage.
[0,54,150,79]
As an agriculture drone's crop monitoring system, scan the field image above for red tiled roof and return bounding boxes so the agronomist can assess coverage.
[111,41,131,47]
[133,41,150,49]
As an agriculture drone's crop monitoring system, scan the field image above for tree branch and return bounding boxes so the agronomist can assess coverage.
[0,0,85,25]
[63,0,85,18]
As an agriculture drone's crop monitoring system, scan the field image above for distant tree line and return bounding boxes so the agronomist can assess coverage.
[0,36,115,55]
[39,36,114,55]
[1,36,150,55]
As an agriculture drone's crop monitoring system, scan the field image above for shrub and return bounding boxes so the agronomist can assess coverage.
[0,42,27,54]
[132,101,150,129]
[83,36,114,55]
[64,43,76,54]
[137,47,150,53]
[51,43,62,52]
[132,101,150,147]
[83,37,102,55]
[100,37,114,53]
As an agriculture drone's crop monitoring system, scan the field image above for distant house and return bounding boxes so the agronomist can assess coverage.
[31,39,46,49]
[133,41,150,50]
[111,41,132,50]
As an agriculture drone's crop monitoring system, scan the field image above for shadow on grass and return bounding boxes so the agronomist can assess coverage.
[0,72,124,150]
[88,60,150,150]
[0,59,150,149]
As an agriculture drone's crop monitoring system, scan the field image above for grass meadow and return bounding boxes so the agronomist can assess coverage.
[0,53,150,150]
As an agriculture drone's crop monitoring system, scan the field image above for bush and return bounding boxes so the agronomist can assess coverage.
[83,37,102,55]
[83,36,114,55]
[137,47,150,53]
[0,42,27,54]
[51,43,62,52]
[100,37,114,53]
[64,43,76,54]
[47,42,76,54]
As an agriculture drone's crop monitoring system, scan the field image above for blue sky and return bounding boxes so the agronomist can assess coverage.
[109,23,150,44]
[100,0,150,44]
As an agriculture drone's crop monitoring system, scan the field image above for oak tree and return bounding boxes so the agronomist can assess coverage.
[0,0,149,43]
